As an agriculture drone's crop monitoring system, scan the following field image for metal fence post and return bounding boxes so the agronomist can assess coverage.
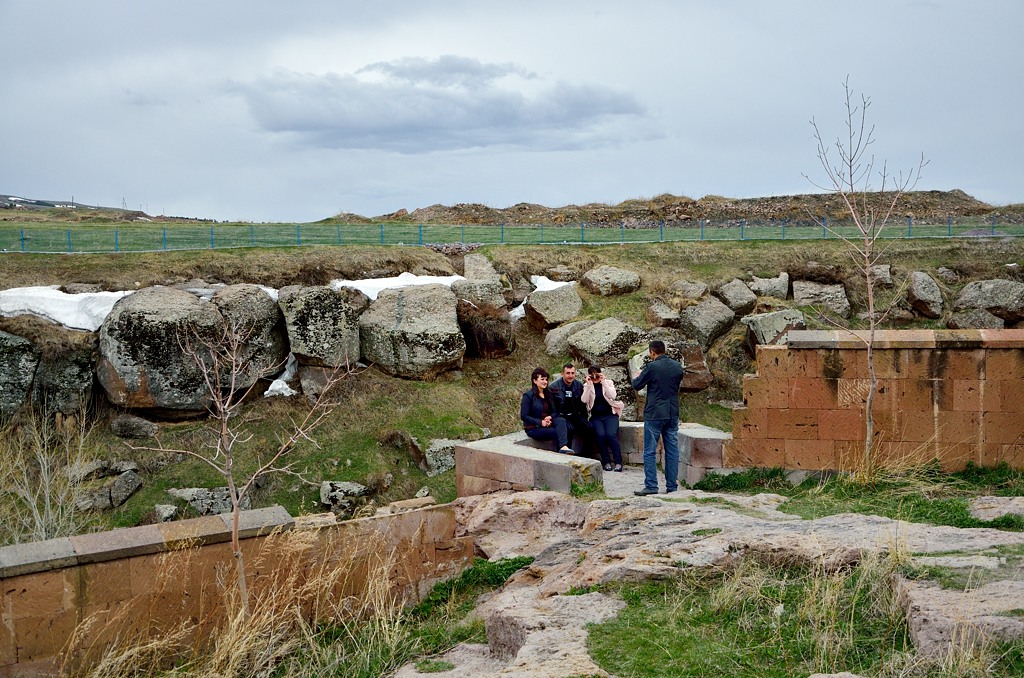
[210,226,215,249]
[907,216,912,238]
[540,223,544,244]
[163,228,167,250]
[740,219,745,240]
[782,219,787,240]
[699,220,703,241]
[822,217,827,239]
[67,230,72,253]
[947,214,952,237]
[115,229,119,253]
[337,224,342,244]
[250,224,255,247]
[660,221,664,242]
[379,224,384,244]
[501,223,505,243]
[621,220,625,243]
[20,229,24,252]
[580,222,585,243]
[296,224,301,246]
[419,224,423,245]
[992,214,996,235]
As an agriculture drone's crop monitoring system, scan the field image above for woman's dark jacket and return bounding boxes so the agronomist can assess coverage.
[520,389,564,429]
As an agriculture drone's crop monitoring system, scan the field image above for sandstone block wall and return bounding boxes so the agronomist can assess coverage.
[724,329,1024,471]
[0,504,473,676]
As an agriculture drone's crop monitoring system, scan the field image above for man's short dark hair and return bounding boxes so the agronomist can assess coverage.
[562,362,575,371]
[649,340,666,355]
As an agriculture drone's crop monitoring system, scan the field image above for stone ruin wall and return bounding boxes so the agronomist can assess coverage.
[724,329,1024,472]
[0,504,473,676]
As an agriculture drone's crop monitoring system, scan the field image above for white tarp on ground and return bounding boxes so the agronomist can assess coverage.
[508,275,572,321]
[330,271,465,300]
[0,286,133,331]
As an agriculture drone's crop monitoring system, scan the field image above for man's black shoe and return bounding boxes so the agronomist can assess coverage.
[633,488,659,496]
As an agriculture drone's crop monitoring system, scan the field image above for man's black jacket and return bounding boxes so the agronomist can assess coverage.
[549,377,586,419]
[632,354,683,420]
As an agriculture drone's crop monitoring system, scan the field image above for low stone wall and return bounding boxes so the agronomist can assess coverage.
[0,504,473,676]
[724,329,1024,471]
[456,422,733,496]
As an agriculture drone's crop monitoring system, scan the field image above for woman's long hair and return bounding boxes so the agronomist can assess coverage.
[530,366,550,397]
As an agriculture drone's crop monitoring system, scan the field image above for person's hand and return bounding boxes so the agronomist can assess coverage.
[585,374,592,382]
[542,416,552,427]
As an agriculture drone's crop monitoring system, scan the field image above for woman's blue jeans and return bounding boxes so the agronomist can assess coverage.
[591,415,622,465]
[524,417,571,449]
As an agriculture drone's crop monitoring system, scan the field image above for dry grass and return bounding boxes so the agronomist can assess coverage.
[0,246,455,291]
[62,527,411,677]
[0,315,96,360]
[0,415,104,545]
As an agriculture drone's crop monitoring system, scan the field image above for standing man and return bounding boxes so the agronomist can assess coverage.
[550,363,593,455]
[631,340,683,495]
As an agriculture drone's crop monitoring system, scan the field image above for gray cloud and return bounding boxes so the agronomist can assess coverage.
[232,57,649,153]
[357,54,535,88]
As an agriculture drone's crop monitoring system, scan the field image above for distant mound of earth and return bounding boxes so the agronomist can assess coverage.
[361,190,1024,227]
[4,189,1023,227]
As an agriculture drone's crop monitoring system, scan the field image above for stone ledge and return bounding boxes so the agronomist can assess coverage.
[786,328,1024,350]
[0,506,295,580]
[457,432,604,496]
[0,538,78,579]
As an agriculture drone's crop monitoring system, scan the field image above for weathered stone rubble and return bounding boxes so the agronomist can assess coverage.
[9,263,1023,421]
[392,491,1024,676]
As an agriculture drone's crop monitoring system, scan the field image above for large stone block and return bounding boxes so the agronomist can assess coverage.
[525,284,583,330]
[0,330,39,418]
[580,265,641,296]
[279,284,370,367]
[678,296,735,349]
[359,284,466,379]
[715,278,757,315]
[97,287,229,411]
[792,280,851,318]
[568,318,648,366]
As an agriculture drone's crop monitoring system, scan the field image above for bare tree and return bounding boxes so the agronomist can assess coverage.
[806,77,927,474]
[131,320,356,613]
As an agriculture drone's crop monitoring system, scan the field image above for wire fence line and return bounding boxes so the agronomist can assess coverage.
[1,216,1021,254]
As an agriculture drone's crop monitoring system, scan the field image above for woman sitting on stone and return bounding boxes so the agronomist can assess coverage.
[581,365,625,472]
[520,366,574,453]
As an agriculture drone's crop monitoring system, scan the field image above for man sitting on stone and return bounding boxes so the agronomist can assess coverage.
[549,362,595,456]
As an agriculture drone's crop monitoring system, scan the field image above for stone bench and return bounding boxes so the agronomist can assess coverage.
[455,433,604,496]
[455,421,734,497]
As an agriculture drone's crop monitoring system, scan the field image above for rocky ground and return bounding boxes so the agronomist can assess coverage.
[395,488,1024,677]
[369,190,1024,228]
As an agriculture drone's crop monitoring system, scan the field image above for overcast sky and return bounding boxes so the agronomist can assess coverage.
[1,1,1021,222]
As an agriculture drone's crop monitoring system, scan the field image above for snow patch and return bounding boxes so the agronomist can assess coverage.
[0,286,133,331]
[509,275,571,321]
[330,271,465,300]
